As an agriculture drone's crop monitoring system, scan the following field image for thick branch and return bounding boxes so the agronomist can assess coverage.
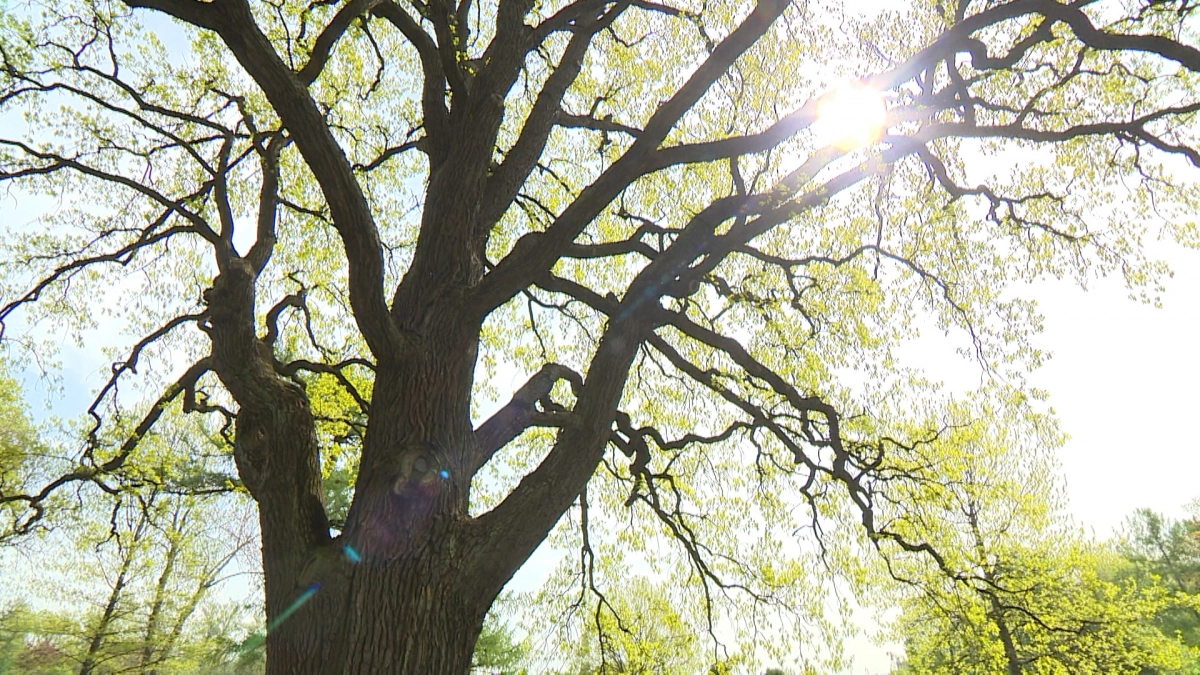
[907,106,1200,166]
[425,0,469,98]
[1018,0,1200,72]
[473,0,792,315]
[468,313,650,596]
[247,135,284,273]
[471,363,583,475]
[480,1,630,229]
[297,0,383,85]
[124,0,411,358]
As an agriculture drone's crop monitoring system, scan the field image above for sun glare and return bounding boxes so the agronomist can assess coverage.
[813,85,887,150]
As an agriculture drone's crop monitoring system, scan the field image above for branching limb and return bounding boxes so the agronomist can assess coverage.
[0,220,206,340]
[909,102,1200,166]
[278,358,374,415]
[467,304,653,596]
[351,132,426,172]
[85,313,206,460]
[261,290,307,348]
[124,0,411,358]
[0,359,212,537]
[296,0,383,85]
[0,139,220,241]
[247,135,285,274]
[480,1,632,229]
[473,0,792,315]
[555,110,643,138]
[471,363,583,475]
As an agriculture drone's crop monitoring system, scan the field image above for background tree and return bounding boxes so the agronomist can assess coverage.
[0,601,77,674]
[0,483,262,675]
[893,541,1199,674]
[878,397,1200,673]
[1112,507,1200,656]
[470,610,529,675]
[890,505,1200,673]
[0,360,50,543]
[2,0,1199,672]
[0,406,261,674]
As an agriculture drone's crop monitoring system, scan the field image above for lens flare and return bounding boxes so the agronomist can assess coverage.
[813,85,887,150]
[239,584,321,654]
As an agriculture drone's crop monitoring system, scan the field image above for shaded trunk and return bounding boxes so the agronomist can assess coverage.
[234,307,498,673]
[255,541,491,673]
[260,549,490,673]
[250,430,495,675]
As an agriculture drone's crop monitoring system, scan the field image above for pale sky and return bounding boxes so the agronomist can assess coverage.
[1029,250,1200,534]
[890,241,1200,536]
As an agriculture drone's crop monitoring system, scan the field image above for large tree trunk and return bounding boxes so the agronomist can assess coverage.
[157,3,640,669]
[251,444,494,673]
[234,383,499,673]
[211,254,498,672]
[257,540,491,673]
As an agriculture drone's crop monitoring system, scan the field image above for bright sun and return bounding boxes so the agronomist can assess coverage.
[813,85,887,150]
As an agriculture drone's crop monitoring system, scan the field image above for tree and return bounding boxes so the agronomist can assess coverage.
[893,543,1199,674]
[470,611,528,674]
[0,360,48,544]
[1,0,1198,671]
[0,489,262,675]
[881,400,1200,674]
[1114,507,1200,652]
[0,601,77,674]
[0,413,261,674]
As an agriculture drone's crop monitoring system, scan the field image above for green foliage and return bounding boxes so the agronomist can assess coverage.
[895,544,1198,674]
[1112,508,1200,653]
[472,613,529,675]
[0,491,263,673]
[890,506,1200,674]
[866,389,1200,672]
[0,361,48,541]
[0,602,76,674]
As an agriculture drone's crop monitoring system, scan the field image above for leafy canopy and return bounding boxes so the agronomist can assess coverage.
[0,0,1198,670]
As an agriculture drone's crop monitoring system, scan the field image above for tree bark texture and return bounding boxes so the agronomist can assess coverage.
[214,268,497,672]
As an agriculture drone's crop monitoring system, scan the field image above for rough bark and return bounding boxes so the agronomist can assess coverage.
[203,249,493,672]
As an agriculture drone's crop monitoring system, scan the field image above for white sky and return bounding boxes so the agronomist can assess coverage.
[1028,251,1200,533]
